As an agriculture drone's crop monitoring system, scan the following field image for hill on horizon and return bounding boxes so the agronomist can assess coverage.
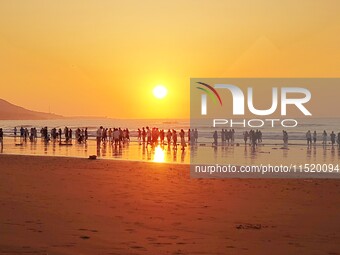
[0,98,63,120]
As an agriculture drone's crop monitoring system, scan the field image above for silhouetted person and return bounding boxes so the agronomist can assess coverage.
[313,131,317,144]
[243,131,249,145]
[322,130,327,145]
[180,129,186,151]
[0,128,3,151]
[172,130,177,149]
[306,130,312,147]
[330,131,336,146]
[213,131,218,146]
[85,128,88,142]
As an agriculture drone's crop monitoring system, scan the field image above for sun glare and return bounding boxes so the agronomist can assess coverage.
[153,145,165,163]
[153,85,167,99]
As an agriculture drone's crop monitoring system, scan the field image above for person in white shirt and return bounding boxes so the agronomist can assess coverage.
[113,128,120,147]
[96,126,103,147]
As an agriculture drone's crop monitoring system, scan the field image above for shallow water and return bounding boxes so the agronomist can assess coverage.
[0,137,339,167]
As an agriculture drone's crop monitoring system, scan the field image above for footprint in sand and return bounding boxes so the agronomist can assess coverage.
[80,236,90,240]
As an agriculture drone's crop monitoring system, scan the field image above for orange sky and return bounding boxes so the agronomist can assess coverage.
[1,0,340,118]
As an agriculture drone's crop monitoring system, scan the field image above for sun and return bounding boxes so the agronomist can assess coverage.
[153,85,168,99]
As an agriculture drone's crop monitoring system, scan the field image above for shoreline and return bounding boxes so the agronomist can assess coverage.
[0,153,189,166]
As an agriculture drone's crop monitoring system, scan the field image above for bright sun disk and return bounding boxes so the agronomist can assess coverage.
[153,85,167,99]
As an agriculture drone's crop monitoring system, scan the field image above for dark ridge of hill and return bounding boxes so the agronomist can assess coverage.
[0,98,63,120]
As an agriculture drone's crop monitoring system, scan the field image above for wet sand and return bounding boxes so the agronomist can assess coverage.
[1,137,340,166]
[1,154,340,254]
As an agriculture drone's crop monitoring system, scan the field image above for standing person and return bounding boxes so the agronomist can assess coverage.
[213,131,218,146]
[258,130,262,143]
[84,128,88,142]
[283,130,288,146]
[221,129,225,145]
[126,128,130,142]
[187,129,191,144]
[113,128,120,147]
[166,129,172,146]
[0,128,3,151]
[243,131,249,145]
[146,127,151,146]
[330,131,336,146]
[119,128,123,145]
[108,128,113,143]
[102,128,107,142]
[142,127,146,144]
[64,127,68,141]
[159,129,164,145]
[20,127,23,137]
[231,129,235,144]
[180,129,186,151]
[313,131,317,144]
[322,130,327,145]
[14,127,17,137]
[96,126,102,148]
[190,129,195,144]
[69,129,72,141]
[306,130,312,147]
[337,132,340,148]
[172,130,177,149]
[58,128,62,142]
[137,128,141,143]
[251,131,257,148]
[20,127,24,141]
[194,128,198,143]
[24,128,28,142]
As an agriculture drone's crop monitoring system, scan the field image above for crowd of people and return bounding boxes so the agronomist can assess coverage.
[213,129,263,147]
[95,127,130,148]
[136,127,199,150]
[211,129,340,148]
[11,126,89,144]
[305,130,340,147]
[1,126,340,153]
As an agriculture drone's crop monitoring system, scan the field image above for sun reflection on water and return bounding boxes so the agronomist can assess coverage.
[153,145,165,163]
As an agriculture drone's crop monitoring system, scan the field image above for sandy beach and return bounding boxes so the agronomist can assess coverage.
[1,155,340,254]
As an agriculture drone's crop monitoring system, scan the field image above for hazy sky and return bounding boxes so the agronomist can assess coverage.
[1,0,340,118]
